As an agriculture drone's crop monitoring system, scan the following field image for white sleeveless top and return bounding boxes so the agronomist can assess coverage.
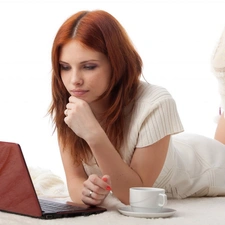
[83,81,225,209]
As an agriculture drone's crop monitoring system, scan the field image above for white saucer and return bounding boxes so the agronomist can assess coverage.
[118,206,176,218]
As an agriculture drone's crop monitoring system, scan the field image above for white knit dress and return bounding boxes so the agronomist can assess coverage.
[83,81,225,209]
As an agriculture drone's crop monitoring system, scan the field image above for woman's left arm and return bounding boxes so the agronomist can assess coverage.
[87,129,170,205]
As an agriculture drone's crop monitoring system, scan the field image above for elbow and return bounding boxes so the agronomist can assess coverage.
[113,190,130,205]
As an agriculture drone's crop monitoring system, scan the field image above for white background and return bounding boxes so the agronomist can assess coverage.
[0,0,225,180]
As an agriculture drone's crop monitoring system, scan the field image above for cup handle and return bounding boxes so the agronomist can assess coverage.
[158,193,167,207]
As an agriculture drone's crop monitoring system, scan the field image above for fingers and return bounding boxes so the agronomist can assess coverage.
[83,187,105,201]
[82,174,112,206]
[82,187,105,206]
[64,101,86,118]
[68,96,77,103]
[64,95,78,117]
[83,175,110,196]
[64,103,74,122]
[102,175,111,188]
[64,109,69,117]
[64,102,74,117]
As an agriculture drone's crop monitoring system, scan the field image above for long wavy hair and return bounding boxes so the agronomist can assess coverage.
[49,10,143,164]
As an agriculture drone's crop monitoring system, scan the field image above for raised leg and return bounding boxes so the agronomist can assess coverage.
[212,27,225,144]
[214,112,225,144]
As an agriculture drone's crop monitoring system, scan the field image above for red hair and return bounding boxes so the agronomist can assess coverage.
[49,10,142,164]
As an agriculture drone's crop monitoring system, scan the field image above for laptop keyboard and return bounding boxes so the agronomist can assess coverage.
[39,198,84,212]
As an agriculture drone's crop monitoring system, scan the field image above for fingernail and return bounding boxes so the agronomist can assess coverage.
[102,177,107,182]
[106,186,111,191]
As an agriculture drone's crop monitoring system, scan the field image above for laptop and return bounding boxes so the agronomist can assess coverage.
[0,141,107,219]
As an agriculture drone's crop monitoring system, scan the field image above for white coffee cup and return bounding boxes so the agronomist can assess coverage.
[129,187,167,213]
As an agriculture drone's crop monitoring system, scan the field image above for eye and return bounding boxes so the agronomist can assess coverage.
[83,64,97,70]
[60,63,71,71]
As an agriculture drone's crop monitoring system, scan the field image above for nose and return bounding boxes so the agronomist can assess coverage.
[70,69,83,86]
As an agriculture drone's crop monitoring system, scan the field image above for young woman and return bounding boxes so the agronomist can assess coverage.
[49,10,225,209]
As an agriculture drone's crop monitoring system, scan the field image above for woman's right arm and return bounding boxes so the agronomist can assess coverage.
[59,143,87,204]
[59,142,111,205]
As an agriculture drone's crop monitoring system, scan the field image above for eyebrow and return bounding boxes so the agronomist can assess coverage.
[59,61,69,64]
[59,59,100,64]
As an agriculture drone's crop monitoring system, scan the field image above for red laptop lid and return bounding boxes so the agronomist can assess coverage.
[0,141,42,217]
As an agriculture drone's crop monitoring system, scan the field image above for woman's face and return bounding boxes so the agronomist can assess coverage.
[59,40,112,110]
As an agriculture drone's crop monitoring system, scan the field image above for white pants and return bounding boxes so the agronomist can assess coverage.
[154,132,225,198]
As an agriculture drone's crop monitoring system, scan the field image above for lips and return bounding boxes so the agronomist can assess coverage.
[70,89,89,97]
